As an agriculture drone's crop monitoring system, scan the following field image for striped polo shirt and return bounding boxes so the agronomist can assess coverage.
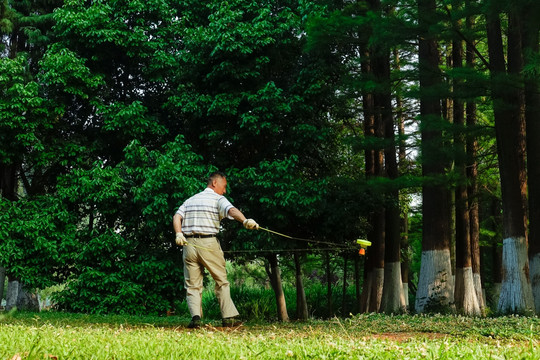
[176,188,234,236]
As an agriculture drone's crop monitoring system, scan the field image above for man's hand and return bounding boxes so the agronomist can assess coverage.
[243,219,259,230]
[175,232,187,246]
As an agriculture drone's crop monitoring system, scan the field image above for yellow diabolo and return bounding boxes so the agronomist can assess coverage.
[356,239,372,256]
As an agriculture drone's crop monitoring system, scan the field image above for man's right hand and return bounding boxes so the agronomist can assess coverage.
[175,232,187,246]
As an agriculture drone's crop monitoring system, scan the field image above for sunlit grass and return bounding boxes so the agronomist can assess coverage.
[0,311,539,359]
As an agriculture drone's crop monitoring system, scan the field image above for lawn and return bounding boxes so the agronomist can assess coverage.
[1,311,539,359]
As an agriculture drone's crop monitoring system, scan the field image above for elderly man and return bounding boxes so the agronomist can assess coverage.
[173,172,258,328]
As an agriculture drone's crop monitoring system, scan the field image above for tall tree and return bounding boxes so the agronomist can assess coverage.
[485,2,534,314]
[394,47,411,310]
[361,87,386,313]
[520,0,540,314]
[415,0,455,313]
[465,8,485,313]
[450,2,481,315]
[360,40,386,313]
[367,0,406,314]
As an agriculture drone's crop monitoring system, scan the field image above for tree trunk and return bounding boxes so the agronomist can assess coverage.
[5,279,19,311]
[360,265,372,313]
[486,7,534,314]
[366,208,385,313]
[400,217,409,309]
[395,48,410,309]
[0,163,17,201]
[293,253,308,320]
[341,254,348,316]
[370,88,386,314]
[0,267,5,308]
[360,47,374,315]
[264,254,289,322]
[325,252,334,317]
[367,0,405,314]
[379,84,406,313]
[452,15,481,316]
[361,48,385,314]
[5,277,39,312]
[381,120,406,314]
[354,255,361,313]
[465,5,485,313]
[467,94,485,314]
[521,1,540,315]
[415,0,454,313]
[491,242,503,305]
[488,197,503,306]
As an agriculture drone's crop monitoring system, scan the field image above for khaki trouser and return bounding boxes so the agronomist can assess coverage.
[182,236,239,319]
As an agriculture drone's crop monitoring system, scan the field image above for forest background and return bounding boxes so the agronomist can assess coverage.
[0,0,539,320]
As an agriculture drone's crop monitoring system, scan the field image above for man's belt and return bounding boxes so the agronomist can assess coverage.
[186,234,216,238]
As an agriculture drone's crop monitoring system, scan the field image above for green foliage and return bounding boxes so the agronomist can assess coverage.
[235,156,325,220]
[0,56,48,163]
[164,0,337,170]
[39,44,105,100]
[0,196,77,289]
[52,136,208,315]
[1,0,352,316]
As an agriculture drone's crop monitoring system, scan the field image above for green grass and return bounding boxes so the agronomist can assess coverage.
[0,311,539,359]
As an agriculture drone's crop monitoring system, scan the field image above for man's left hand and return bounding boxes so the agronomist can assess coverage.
[243,219,259,230]
[175,232,187,246]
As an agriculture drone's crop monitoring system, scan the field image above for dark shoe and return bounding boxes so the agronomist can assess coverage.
[222,317,243,327]
[188,315,201,329]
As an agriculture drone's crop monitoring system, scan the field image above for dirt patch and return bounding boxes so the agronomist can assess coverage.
[367,333,540,347]
[367,332,449,342]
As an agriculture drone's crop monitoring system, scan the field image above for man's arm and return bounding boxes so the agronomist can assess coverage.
[173,213,186,245]
[173,213,183,233]
[228,207,259,230]
[228,207,247,223]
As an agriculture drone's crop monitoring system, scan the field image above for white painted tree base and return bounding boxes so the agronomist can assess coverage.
[6,280,39,311]
[381,262,406,314]
[497,236,535,314]
[530,253,540,314]
[403,282,409,307]
[455,267,481,316]
[415,249,454,313]
[5,279,19,311]
[473,272,485,314]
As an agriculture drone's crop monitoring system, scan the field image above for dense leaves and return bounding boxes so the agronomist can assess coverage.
[51,136,208,314]
[0,196,77,288]
[0,56,48,164]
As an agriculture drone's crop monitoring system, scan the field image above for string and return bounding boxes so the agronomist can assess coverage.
[223,247,357,254]
[258,226,352,249]
[184,241,214,251]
